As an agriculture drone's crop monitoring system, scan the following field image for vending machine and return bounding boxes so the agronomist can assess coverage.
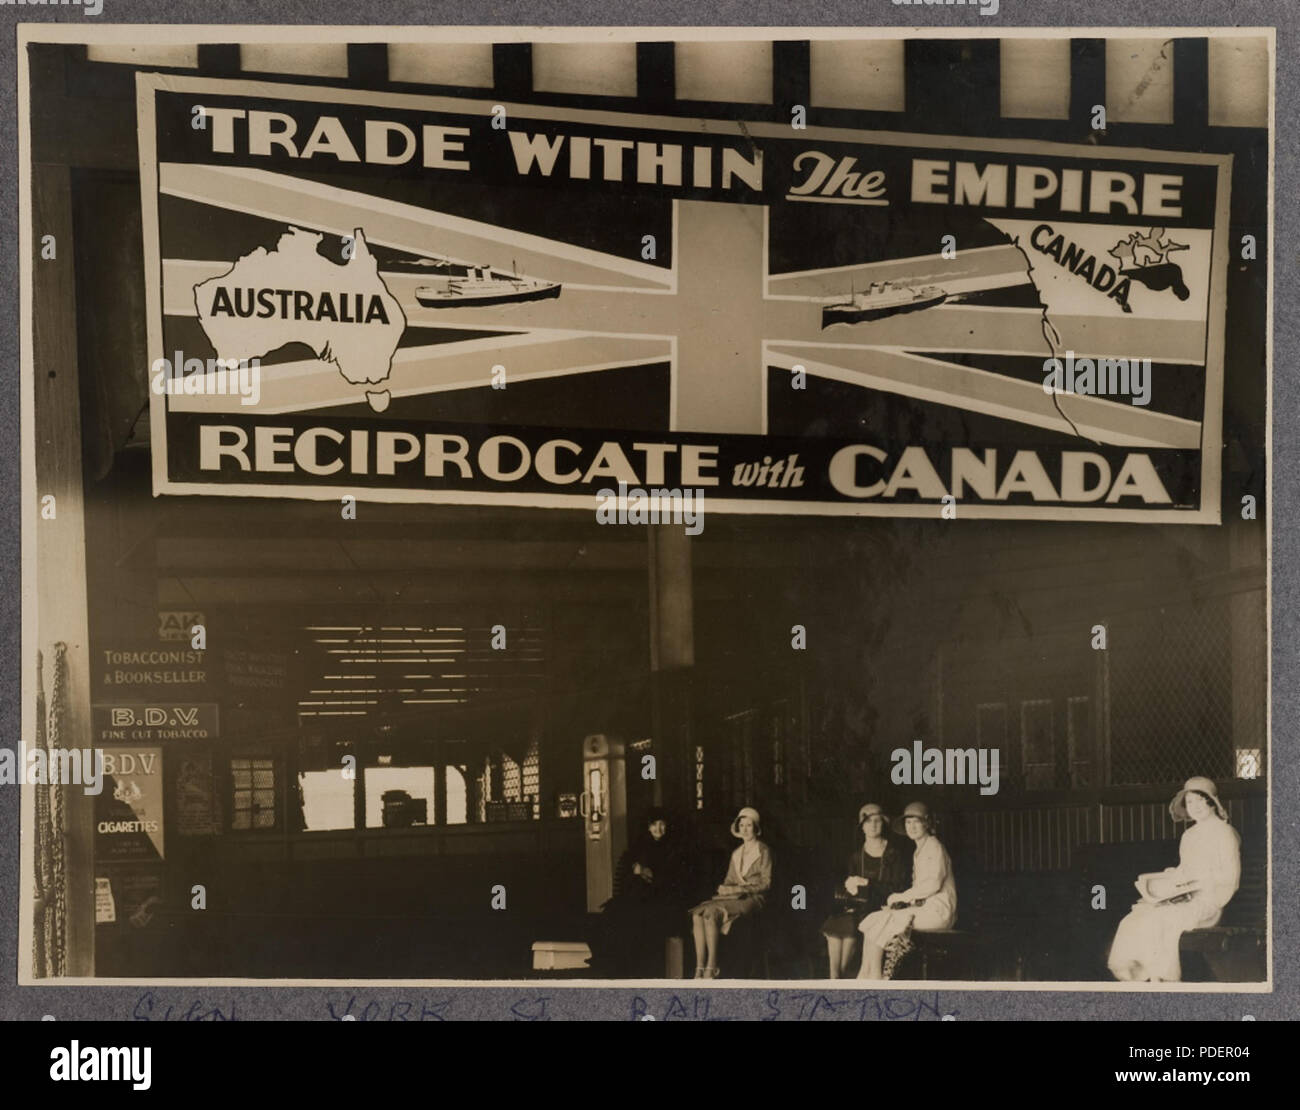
[581,734,627,912]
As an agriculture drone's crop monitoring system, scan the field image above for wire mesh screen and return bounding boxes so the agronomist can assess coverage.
[1107,593,1261,786]
[522,741,541,819]
[478,741,541,822]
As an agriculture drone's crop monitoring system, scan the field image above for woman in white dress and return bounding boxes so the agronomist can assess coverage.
[857,801,956,979]
[1107,776,1241,983]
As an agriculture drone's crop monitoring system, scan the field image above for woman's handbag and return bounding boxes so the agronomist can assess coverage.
[881,924,916,980]
[833,890,872,908]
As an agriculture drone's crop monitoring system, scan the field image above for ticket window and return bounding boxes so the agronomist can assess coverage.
[295,738,358,832]
[364,756,435,828]
[582,735,627,912]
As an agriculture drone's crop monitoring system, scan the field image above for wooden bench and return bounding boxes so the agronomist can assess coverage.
[724,842,826,979]
[906,928,983,980]
[900,873,1069,981]
[1177,855,1266,982]
[738,864,1057,981]
[1075,839,1265,982]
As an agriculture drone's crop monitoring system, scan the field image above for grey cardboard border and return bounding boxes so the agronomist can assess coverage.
[1,0,1293,1022]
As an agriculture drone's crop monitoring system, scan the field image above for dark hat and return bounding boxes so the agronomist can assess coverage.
[857,802,889,825]
[893,800,934,836]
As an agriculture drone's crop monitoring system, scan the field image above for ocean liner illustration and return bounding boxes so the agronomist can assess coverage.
[821,279,948,327]
[415,262,562,308]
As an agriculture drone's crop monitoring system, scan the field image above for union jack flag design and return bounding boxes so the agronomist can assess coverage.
[141,75,1228,521]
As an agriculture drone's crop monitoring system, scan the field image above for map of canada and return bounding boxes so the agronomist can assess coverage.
[1108,227,1191,301]
[193,226,406,412]
[986,216,1208,341]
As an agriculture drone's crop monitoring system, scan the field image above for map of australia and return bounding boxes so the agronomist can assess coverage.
[193,227,406,412]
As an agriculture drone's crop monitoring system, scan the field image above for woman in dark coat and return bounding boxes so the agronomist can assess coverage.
[591,807,687,976]
[820,803,913,978]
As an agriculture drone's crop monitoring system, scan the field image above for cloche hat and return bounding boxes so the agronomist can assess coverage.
[730,806,762,838]
[858,802,889,825]
[893,800,934,835]
[1170,776,1227,822]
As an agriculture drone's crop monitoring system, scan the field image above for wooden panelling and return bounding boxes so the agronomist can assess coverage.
[291,837,362,861]
[240,43,349,78]
[1000,39,1071,120]
[965,793,1260,874]
[1106,38,1176,124]
[86,44,199,68]
[388,42,493,88]
[809,40,905,112]
[533,42,637,98]
[675,41,772,104]
[1208,37,1270,128]
[970,805,1093,872]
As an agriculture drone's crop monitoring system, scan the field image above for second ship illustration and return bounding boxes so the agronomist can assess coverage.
[822,279,947,328]
[415,260,562,308]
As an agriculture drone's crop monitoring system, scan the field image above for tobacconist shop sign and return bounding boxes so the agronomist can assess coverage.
[93,643,218,742]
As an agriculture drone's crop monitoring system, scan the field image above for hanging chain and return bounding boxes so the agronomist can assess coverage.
[45,642,70,977]
[32,649,48,978]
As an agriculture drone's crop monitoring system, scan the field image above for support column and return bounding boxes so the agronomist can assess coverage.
[1228,521,1267,782]
[648,525,694,816]
[27,161,96,977]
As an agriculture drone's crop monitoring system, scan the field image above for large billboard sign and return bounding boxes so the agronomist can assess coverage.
[139,74,1230,521]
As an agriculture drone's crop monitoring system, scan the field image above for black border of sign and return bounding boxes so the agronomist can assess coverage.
[134,74,1233,524]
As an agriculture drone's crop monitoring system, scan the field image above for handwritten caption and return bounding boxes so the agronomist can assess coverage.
[128,990,954,1022]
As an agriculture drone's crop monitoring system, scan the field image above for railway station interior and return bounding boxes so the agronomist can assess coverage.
[26,35,1268,982]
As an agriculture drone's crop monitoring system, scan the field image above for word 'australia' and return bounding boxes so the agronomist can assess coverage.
[892,741,1001,796]
[207,288,392,324]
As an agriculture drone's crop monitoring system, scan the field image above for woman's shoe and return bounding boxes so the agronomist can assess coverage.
[704,967,720,979]
[694,967,705,978]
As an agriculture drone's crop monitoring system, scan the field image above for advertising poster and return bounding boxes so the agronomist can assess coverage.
[94,747,165,863]
[139,74,1229,521]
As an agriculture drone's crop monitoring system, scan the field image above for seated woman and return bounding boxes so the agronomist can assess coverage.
[590,806,686,976]
[686,806,772,978]
[820,803,913,979]
[1107,776,1241,983]
[857,801,956,980]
